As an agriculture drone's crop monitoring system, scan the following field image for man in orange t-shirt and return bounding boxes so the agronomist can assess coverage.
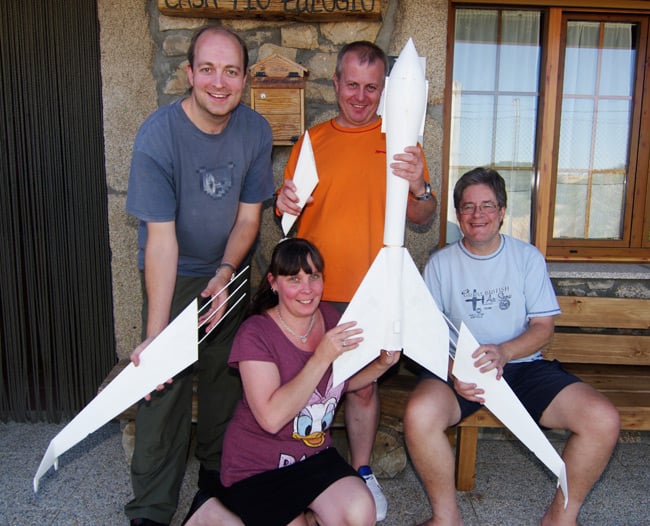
[276,41,437,522]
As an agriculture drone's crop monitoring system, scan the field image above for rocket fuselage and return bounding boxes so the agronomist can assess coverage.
[382,38,428,247]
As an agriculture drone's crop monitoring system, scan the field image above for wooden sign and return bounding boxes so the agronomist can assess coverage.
[158,0,381,22]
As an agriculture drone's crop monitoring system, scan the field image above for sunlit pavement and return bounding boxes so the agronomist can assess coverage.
[2,421,648,525]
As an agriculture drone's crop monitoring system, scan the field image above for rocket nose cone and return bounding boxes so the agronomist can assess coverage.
[398,37,419,61]
[391,37,423,79]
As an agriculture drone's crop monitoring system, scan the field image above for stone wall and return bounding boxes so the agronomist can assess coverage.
[552,279,650,299]
[100,0,448,358]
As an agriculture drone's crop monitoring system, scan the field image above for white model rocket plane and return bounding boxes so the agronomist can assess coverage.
[33,271,248,492]
[332,38,449,387]
[453,324,569,507]
[33,300,200,492]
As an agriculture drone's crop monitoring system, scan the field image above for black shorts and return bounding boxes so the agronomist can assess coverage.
[421,359,582,425]
[222,447,360,526]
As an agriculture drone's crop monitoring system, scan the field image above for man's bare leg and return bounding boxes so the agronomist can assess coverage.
[540,383,619,526]
[404,379,464,526]
[345,383,380,469]
[345,382,387,520]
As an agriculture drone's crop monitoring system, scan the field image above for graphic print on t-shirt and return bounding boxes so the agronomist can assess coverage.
[291,375,344,448]
[200,163,234,199]
[461,286,512,320]
[277,376,344,468]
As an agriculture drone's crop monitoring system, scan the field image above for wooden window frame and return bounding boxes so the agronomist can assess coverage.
[445,2,650,262]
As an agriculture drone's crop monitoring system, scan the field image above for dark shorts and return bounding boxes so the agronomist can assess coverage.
[421,359,582,425]
[222,447,360,526]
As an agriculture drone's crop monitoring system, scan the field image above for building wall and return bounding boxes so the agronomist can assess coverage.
[98,0,448,359]
[98,0,156,357]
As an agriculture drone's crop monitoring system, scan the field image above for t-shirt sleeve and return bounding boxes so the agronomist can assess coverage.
[423,251,445,311]
[126,150,177,222]
[125,113,177,223]
[523,246,560,319]
[240,115,274,204]
[229,316,276,368]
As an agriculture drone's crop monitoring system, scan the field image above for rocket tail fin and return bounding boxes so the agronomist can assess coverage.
[332,247,449,386]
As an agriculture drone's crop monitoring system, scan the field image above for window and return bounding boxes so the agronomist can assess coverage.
[445,4,650,261]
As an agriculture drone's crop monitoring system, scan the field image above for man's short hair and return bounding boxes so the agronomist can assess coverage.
[187,26,249,73]
[453,167,508,210]
[335,41,388,80]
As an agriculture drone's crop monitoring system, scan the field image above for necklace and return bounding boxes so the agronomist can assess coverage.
[276,306,316,344]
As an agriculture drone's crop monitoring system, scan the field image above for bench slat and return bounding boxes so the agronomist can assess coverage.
[456,393,650,427]
[556,296,650,329]
[546,333,650,365]
[563,364,650,393]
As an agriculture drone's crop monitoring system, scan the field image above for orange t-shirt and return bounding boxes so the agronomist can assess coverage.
[283,118,430,302]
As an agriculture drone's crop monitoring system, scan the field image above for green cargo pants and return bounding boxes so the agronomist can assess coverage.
[124,270,247,524]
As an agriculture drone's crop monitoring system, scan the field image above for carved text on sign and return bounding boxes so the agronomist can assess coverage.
[158,0,382,21]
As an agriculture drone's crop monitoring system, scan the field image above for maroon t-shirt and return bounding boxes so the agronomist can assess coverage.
[221,303,347,487]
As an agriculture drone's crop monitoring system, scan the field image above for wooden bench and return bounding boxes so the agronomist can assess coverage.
[376,295,650,490]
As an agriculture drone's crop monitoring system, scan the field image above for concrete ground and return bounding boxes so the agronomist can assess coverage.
[2,421,648,525]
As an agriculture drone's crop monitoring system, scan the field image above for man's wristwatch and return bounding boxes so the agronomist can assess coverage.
[414,181,433,201]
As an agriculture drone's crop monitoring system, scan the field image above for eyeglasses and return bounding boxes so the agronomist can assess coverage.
[459,202,500,215]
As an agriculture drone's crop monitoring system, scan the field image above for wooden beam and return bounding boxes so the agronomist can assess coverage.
[547,333,650,364]
[556,296,650,329]
[158,0,382,22]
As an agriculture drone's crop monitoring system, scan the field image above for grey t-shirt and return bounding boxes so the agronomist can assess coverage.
[126,99,273,276]
[424,235,560,362]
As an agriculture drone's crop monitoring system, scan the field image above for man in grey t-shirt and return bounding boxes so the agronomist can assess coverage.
[124,27,273,526]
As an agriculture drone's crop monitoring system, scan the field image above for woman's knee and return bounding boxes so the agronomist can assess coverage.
[312,477,375,526]
[341,489,375,526]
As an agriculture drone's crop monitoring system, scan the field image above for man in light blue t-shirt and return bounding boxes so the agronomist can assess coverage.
[124,27,273,526]
[404,168,620,526]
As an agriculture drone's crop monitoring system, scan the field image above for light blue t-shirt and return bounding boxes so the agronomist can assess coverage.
[126,99,274,276]
[423,234,560,362]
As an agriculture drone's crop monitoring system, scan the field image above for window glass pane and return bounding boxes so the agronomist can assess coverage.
[448,8,541,243]
[563,22,600,96]
[594,99,631,170]
[558,98,594,170]
[450,93,495,166]
[601,23,636,96]
[499,11,541,92]
[502,168,535,240]
[554,172,588,238]
[494,95,538,167]
[590,172,626,238]
[554,21,635,241]
[453,9,498,91]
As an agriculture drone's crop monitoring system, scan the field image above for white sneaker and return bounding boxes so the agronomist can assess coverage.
[359,466,388,522]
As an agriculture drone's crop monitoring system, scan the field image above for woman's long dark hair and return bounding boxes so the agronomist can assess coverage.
[249,238,325,316]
